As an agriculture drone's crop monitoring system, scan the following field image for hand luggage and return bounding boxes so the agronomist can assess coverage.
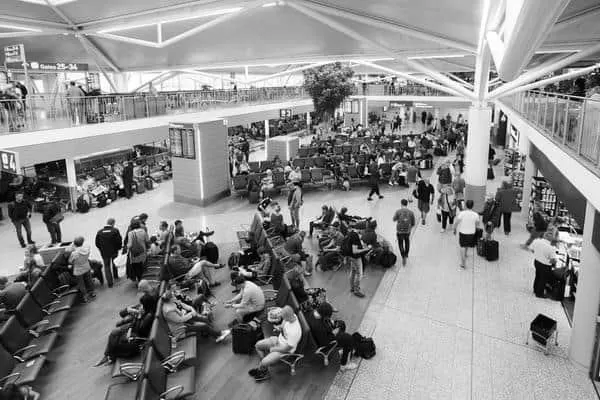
[145,177,154,190]
[202,242,219,264]
[232,323,263,354]
[484,240,499,261]
[248,191,260,204]
[380,251,397,268]
[477,238,487,257]
[109,189,118,201]
[487,167,495,180]
[135,180,146,194]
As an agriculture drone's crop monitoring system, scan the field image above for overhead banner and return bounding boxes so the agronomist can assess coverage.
[6,61,89,72]
[389,101,413,108]
[4,44,25,63]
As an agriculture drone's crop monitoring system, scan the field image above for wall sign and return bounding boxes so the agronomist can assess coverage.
[0,149,20,174]
[169,124,196,159]
[280,109,292,119]
[6,61,89,71]
[4,44,25,63]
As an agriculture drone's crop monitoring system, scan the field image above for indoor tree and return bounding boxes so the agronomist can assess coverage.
[303,62,355,131]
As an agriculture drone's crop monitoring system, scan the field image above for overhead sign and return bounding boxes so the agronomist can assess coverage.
[389,101,413,108]
[4,44,25,63]
[0,150,20,174]
[6,61,89,72]
[280,109,292,118]
[86,72,100,90]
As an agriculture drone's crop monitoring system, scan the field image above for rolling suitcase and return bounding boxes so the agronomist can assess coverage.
[487,166,495,180]
[231,323,263,354]
[135,180,146,194]
[484,240,499,261]
[145,177,154,191]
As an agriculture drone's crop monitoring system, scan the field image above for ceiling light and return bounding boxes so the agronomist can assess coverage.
[262,2,278,7]
[407,54,466,60]
[0,24,42,32]
[98,7,243,33]
[18,0,77,5]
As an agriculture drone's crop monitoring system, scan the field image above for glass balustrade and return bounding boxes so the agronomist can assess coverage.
[0,86,308,135]
[504,90,600,167]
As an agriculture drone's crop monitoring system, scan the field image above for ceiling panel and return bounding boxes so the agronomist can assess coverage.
[0,1,66,24]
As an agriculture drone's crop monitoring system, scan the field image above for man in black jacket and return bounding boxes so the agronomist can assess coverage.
[42,199,62,244]
[122,161,134,199]
[95,218,123,288]
[8,192,33,248]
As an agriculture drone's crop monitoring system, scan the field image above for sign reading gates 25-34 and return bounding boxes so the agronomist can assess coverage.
[0,150,19,174]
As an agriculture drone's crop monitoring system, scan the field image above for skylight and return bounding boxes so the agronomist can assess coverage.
[18,0,78,5]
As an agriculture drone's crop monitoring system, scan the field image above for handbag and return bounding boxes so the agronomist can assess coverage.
[435,205,442,223]
[114,253,128,268]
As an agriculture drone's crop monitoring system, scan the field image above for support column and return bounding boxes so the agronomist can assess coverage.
[64,157,78,210]
[520,136,536,220]
[264,119,270,160]
[113,72,129,93]
[464,105,492,212]
[569,202,600,371]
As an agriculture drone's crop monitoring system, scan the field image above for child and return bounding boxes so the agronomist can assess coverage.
[149,236,161,256]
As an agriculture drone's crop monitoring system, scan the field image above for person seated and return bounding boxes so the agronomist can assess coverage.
[309,205,336,237]
[0,383,40,400]
[232,248,271,282]
[224,274,265,326]
[15,245,45,286]
[263,202,287,236]
[161,290,231,342]
[389,159,406,186]
[185,257,223,288]
[284,231,314,277]
[172,226,202,257]
[305,302,358,371]
[94,293,156,366]
[249,305,302,381]
[318,224,345,252]
[287,166,301,184]
[287,269,329,312]
[237,158,250,175]
[157,220,170,249]
[148,236,161,256]
[260,170,275,199]
[257,197,273,217]
[0,276,27,321]
[162,245,193,280]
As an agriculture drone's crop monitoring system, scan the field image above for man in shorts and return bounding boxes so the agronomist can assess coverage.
[453,200,481,269]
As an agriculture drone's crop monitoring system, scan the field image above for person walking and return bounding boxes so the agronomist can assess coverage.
[367,158,383,201]
[126,220,149,283]
[95,218,123,288]
[495,180,518,235]
[122,161,134,199]
[438,186,457,233]
[405,161,420,202]
[415,178,435,225]
[453,200,481,269]
[8,192,34,248]
[69,236,95,302]
[42,199,63,245]
[289,182,303,230]
[451,171,466,210]
[393,199,416,266]
[521,201,548,249]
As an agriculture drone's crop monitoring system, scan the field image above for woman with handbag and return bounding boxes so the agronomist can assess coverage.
[438,186,457,233]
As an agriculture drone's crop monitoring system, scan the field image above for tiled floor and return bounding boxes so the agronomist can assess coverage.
[0,141,595,399]
[325,156,598,400]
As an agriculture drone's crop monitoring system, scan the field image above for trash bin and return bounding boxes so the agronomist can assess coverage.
[526,313,558,354]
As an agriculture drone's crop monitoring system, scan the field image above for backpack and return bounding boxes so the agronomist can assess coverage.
[130,231,145,257]
[395,211,412,234]
[380,251,397,268]
[76,195,90,213]
[202,242,219,264]
[352,332,376,359]
[228,252,241,268]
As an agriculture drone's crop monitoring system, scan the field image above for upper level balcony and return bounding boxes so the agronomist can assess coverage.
[501,90,600,176]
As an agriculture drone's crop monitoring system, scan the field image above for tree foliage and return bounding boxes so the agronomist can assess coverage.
[303,62,355,121]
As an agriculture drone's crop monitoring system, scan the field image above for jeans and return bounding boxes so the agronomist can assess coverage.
[123,179,133,198]
[502,212,512,234]
[102,256,116,287]
[75,272,94,299]
[533,260,551,297]
[46,222,62,244]
[349,257,363,291]
[396,233,410,258]
[290,207,300,229]
[12,218,33,246]
[441,211,455,229]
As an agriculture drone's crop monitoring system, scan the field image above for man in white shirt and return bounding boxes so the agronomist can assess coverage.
[250,305,302,381]
[453,200,481,269]
[529,231,557,298]
[225,274,265,324]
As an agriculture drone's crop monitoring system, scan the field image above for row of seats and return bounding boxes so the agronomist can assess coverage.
[0,267,81,388]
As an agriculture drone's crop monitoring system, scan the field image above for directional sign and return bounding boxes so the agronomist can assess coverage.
[0,150,19,174]
[6,61,89,71]
[4,44,25,63]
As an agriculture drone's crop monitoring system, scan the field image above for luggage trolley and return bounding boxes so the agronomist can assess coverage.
[525,314,558,355]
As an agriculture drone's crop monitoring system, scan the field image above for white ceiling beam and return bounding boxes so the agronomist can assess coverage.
[77,37,118,92]
[473,0,492,102]
[0,14,70,29]
[299,0,477,54]
[446,73,474,89]
[182,70,247,85]
[288,1,477,100]
[0,31,64,38]
[500,62,600,98]
[157,23,162,44]
[489,41,600,99]
[78,35,121,73]
[245,62,328,84]
[89,32,162,48]
[130,71,179,93]
[357,61,468,99]
[554,4,600,30]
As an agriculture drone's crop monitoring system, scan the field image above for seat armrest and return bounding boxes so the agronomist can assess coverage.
[14,344,38,359]
[43,300,61,308]
[119,363,143,381]
[161,351,185,372]
[52,284,71,294]
[47,305,70,313]
[161,385,184,400]
[30,319,50,331]
[0,373,21,386]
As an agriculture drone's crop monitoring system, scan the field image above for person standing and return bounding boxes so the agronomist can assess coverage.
[289,182,303,230]
[346,226,370,298]
[495,181,518,235]
[126,220,149,283]
[451,171,466,209]
[453,200,481,269]
[367,158,383,201]
[415,178,435,225]
[42,199,62,244]
[95,218,123,288]
[122,161,134,199]
[393,199,416,266]
[66,81,85,124]
[529,230,558,298]
[406,161,420,201]
[8,192,33,248]
[69,236,95,302]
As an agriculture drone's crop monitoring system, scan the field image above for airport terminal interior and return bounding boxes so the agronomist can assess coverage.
[1,1,600,399]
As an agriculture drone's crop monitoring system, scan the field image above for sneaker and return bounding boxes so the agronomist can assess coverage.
[232,289,240,294]
[89,292,97,298]
[402,257,407,266]
[460,264,466,269]
[378,195,384,199]
[216,329,231,343]
[520,244,529,250]
[248,368,260,377]
[388,181,393,186]
[304,272,312,277]
[254,368,271,381]
[20,243,26,248]
[353,290,365,298]
[421,220,426,225]
[367,198,373,201]
[440,228,445,233]
[215,264,225,269]
[340,362,358,371]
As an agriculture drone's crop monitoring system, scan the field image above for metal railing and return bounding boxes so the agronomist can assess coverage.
[353,83,459,97]
[0,86,308,135]
[503,90,600,168]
